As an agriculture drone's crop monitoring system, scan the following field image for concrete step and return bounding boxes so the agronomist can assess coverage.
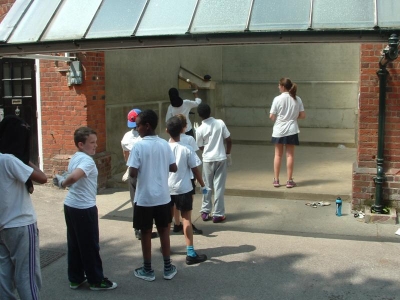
[229,127,356,147]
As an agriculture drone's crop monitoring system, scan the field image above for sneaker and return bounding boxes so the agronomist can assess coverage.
[286,180,296,188]
[201,212,211,221]
[173,223,183,233]
[89,278,117,291]
[151,232,158,238]
[70,278,87,289]
[163,265,177,280]
[186,254,207,265]
[212,216,226,223]
[192,224,203,235]
[273,179,280,187]
[134,267,155,282]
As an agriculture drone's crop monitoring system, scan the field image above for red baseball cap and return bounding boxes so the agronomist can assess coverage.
[127,108,141,128]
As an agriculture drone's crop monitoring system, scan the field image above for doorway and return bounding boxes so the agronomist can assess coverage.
[0,58,39,165]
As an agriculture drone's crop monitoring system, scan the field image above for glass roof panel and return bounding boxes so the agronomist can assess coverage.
[8,0,62,43]
[191,0,252,33]
[250,0,310,31]
[312,0,374,29]
[136,0,197,36]
[41,0,102,41]
[377,0,400,27]
[86,0,147,38]
[0,0,32,42]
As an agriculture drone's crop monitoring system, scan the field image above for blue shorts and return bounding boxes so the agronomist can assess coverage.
[271,133,299,145]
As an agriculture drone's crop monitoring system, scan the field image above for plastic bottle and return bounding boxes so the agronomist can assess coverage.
[336,197,342,216]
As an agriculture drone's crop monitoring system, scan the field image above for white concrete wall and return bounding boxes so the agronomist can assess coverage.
[105,43,359,173]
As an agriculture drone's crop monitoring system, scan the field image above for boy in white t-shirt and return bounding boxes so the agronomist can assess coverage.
[196,103,232,223]
[121,108,158,240]
[170,114,203,235]
[166,116,209,265]
[127,110,178,282]
[0,115,47,300]
[54,127,117,291]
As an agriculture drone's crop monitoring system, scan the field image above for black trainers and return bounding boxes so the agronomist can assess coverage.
[192,224,203,235]
[173,223,183,233]
[89,278,117,291]
[186,254,208,265]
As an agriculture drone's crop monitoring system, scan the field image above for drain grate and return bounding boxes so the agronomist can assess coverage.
[40,249,65,268]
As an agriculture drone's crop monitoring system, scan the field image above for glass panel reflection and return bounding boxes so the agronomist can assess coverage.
[0,0,32,42]
[192,0,252,33]
[3,63,11,79]
[41,0,102,41]
[87,0,147,38]
[23,81,32,97]
[136,0,197,36]
[313,0,374,28]
[377,0,400,27]
[14,81,22,97]
[23,65,32,79]
[3,81,12,97]
[13,63,22,79]
[250,0,310,30]
[8,0,62,43]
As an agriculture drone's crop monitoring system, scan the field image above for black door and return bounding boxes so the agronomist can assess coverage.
[0,58,38,165]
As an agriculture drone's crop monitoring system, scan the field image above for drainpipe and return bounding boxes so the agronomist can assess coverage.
[373,34,399,213]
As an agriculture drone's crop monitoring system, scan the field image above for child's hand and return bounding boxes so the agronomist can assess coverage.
[201,186,211,195]
[122,167,130,182]
[226,154,232,167]
[53,174,65,189]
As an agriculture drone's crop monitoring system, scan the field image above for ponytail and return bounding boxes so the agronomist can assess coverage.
[279,77,297,100]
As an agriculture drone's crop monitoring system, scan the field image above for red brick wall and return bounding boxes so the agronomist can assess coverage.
[0,0,15,22]
[353,43,400,208]
[40,52,111,189]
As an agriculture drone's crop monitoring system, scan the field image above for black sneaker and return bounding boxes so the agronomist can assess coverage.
[173,223,183,233]
[186,254,208,265]
[192,224,203,235]
[89,278,117,291]
[151,232,158,238]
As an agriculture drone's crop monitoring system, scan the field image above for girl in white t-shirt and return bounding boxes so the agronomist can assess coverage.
[269,78,306,189]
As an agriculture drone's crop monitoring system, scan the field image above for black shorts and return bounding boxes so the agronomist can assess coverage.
[133,202,172,230]
[171,191,193,212]
[271,133,299,145]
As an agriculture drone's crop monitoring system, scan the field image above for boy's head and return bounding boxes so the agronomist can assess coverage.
[127,108,141,128]
[135,109,158,137]
[168,88,183,107]
[197,103,211,119]
[166,116,183,138]
[74,127,97,155]
[176,114,187,132]
[0,115,31,163]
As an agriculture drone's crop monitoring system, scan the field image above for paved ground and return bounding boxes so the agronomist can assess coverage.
[29,185,400,300]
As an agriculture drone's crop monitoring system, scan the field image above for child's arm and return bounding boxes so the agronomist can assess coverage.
[58,168,86,188]
[191,166,205,187]
[169,163,177,173]
[28,161,47,184]
[129,167,138,178]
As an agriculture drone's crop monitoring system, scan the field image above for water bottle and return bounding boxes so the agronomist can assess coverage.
[336,197,342,216]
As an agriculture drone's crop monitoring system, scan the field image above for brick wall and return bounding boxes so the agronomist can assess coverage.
[353,43,400,208]
[40,52,111,190]
[0,0,15,22]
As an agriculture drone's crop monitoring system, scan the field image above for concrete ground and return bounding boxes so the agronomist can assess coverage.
[31,182,400,300]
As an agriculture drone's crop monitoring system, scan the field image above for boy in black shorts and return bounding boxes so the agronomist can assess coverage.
[127,110,178,281]
[166,116,208,265]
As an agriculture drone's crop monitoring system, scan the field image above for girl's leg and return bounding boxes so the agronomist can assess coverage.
[181,210,193,247]
[274,144,284,181]
[286,144,295,180]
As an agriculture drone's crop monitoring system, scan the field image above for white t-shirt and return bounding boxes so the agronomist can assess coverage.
[165,98,202,132]
[64,151,98,209]
[121,129,141,152]
[168,142,197,195]
[270,92,305,138]
[196,117,231,163]
[170,134,202,170]
[127,136,175,206]
[0,153,35,230]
